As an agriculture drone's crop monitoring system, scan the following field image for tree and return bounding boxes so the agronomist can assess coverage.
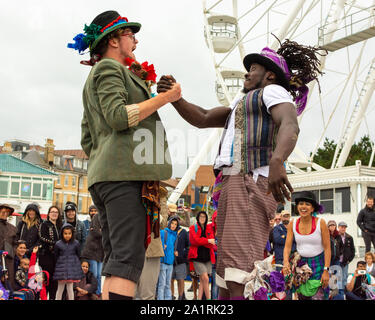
[311,135,374,168]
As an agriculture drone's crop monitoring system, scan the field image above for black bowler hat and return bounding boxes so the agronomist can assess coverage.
[68,10,141,54]
[294,191,322,213]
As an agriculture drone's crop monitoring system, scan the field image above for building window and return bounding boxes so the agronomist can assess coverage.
[73,158,83,169]
[320,189,334,214]
[54,156,60,166]
[0,180,8,196]
[32,183,41,197]
[56,176,61,185]
[21,182,31,198]
[64,175,69,187]
[291,187,351,215]
[72,176,76,187]
[335,187,351,213]
[78,196,83,212]
[79,176,84,190]
[11,181,20,196]
[63,193,68,205]
[83,161,88,170]
[368,187,375,199]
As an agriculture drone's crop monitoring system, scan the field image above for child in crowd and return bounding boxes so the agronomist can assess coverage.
[0,251,11,300]
[14,257,30,290]
[27,246,49,300]
[74,260,98,300]
[54,223,84,300]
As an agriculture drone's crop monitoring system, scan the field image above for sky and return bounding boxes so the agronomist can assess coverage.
[1,0,374,177]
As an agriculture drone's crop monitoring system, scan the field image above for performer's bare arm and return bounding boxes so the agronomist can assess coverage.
[157,75,231,128]
[282,219,294,274]
[268,102,300,204]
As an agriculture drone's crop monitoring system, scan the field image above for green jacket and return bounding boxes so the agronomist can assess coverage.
[81,58,172,188]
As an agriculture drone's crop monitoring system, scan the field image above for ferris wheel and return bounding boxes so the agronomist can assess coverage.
[168,0,375,204]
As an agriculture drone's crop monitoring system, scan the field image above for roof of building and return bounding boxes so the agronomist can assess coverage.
[54,149,88,160]
[0,154,57,176]
[23,150,48,167]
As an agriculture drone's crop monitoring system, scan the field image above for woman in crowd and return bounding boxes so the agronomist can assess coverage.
[327,220,341,267]
[38,206,62,300]
[13,240,27,272]
[365,251,375,277]
[188,211,216,300]
[16,203,42,257]
[283,191,331,300]
[74,260,98,300]
[81,205,104,297]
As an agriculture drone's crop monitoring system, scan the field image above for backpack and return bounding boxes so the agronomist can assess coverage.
[12,288,36,300]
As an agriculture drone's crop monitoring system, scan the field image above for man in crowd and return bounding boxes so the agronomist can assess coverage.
[346,260,375,300]
[0,204,17,289]
[168,203,191,228]
[357,197,375,253]
[337,221,355,289]
[62,202,86,254]
[273,210,295,272]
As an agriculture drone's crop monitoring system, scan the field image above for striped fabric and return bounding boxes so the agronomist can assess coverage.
[232,88,277,173]
[125,104,140,128]
[300,251,325,281]
[216,173,277,287]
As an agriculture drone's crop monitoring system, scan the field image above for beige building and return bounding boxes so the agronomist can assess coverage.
[1,138,92,215]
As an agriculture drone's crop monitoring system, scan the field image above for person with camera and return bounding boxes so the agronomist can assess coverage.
[346,260,375,300]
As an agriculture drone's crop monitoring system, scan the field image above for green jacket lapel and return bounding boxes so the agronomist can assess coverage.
[127,69,152,98]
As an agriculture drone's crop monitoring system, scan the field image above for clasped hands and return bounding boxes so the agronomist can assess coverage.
[157,75,181,103]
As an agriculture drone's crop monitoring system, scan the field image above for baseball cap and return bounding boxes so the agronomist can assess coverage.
[281,210,290,216]
[338,221,348,227]
[327,220,337,227]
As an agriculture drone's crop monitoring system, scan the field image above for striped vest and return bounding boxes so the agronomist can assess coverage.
[230,88,277,174]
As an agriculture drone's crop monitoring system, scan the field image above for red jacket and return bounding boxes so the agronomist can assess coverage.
[28,252,48,300]
[188,223,216,265]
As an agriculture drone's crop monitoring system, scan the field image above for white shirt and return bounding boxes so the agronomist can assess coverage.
[214,84,294,182]
[293,217,324,258]
[367,264,374,274]
[347,273,375,285]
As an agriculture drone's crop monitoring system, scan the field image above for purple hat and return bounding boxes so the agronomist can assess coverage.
[243,47,291,91]
[243,47,309,115]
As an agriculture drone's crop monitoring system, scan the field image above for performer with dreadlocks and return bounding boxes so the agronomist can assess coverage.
[157,39,326,300]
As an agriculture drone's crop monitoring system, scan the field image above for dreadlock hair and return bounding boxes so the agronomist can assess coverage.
[274,36,327,99]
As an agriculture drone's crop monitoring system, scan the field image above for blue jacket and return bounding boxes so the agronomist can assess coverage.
[160,219,179,265]
[273,223,296,264]
[53,223,84,281]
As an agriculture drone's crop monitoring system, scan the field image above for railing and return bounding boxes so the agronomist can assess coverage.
[318,5,375,47]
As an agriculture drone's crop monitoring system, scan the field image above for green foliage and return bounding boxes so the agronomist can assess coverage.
[311,135,374,168]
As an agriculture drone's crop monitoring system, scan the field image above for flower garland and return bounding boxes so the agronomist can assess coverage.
[125,57,157,90]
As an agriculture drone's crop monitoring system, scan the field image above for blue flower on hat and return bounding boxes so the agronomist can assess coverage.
[67,33,89,54]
